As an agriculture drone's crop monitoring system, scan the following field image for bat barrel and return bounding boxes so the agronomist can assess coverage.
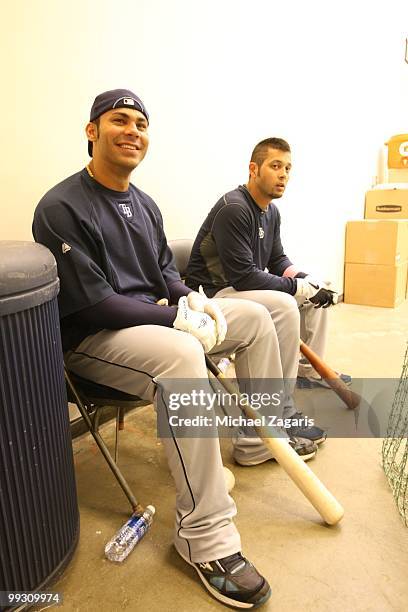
[256,434,344,525]
[299,341,360,410]
[205,356,344,526]
[242,401,344,525]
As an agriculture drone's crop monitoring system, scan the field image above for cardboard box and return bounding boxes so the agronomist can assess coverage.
[345,220,408,265]
[365,189,408,219]
[344,262,407,308]
[387,169,408,183]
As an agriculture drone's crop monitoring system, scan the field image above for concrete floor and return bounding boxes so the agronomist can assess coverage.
[56,301,408,612]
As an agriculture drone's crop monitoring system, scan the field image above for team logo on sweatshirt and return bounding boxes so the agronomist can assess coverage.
[259,227,265,239]
[117,200,134,219]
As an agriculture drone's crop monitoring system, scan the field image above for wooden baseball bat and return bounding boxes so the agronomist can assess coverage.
[205,356,344,525]
[299,341,360,410]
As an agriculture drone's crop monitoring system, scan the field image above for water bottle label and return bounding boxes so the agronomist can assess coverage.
[127,513,142,528]
[105,510,153,562]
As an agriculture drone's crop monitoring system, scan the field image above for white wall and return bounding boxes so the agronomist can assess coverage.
[2,0,408,290]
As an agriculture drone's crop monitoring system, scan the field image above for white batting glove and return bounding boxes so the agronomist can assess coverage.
[173,296,217,352]
[309,275,338,306]
[187,286,227,345]
[295,277,321,300]
[295,276,338,308]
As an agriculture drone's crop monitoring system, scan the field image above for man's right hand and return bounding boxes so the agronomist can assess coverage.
[295,277,338,308]
[187,286,227,345]
[173,296,217,352]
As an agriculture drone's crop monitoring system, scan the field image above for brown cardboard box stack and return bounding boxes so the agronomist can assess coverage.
[344,221,408,307]
[344,134,408,308]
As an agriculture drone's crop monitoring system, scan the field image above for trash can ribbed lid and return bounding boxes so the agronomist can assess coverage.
[0,241,57,298]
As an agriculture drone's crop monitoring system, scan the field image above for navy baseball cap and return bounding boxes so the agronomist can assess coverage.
[88,88,149,156]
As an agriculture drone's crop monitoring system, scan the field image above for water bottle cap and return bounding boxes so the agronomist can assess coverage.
[146,504,155,515]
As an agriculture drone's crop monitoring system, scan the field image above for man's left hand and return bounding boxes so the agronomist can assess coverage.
[305,276,338,308]
[187,286,227,344]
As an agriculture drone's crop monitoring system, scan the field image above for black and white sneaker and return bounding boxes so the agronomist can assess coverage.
[297,372,352,389]
[288,435,318,459]
[286,412,327,445]
[178,549,271,609]
[234,435,317,466]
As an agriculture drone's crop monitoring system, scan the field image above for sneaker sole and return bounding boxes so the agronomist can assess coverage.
[176,548,272,609]
[235,448,317,466]
[287,448,317,461]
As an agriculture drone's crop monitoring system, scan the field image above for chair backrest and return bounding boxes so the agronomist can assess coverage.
[168,239,193,279]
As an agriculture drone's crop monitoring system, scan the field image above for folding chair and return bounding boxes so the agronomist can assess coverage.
[66,239,194,512]
[66,369,149,512]
[168,238,194,280]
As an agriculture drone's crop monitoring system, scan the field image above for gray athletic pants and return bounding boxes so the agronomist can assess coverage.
[215,287,328,379]
[65,298,289,562]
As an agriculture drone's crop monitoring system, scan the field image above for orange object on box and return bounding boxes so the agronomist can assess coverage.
[386,134,408,169]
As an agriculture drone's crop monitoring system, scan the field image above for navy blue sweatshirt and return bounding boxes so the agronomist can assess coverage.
[186,185,297,297]
[33,169,191,350]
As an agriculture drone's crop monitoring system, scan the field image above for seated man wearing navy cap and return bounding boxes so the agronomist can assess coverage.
[32,89,317,609]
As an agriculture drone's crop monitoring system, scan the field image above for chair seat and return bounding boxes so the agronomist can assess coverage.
[66,370,143,404]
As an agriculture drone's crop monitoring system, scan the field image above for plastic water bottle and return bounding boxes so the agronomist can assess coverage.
[218,357,231,373]
[105,505,155,562]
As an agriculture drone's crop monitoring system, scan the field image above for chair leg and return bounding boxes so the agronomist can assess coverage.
[114,406,126,462]
[118,406,125,430]
[114,408,120,463]
[65,369,141,513]
[93,407,101,431]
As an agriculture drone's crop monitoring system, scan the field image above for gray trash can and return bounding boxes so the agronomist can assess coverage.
[0,241,79,608]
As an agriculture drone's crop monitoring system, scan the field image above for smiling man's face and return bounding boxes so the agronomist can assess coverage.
[86,108,149,171]
[250,148,292,201]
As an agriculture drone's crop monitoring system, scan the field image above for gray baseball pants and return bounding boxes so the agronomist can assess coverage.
[65,298,288,563]
[214,287,328,379]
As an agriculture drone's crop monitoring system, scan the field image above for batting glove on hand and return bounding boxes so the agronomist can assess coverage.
[187,286,227,345]
[174,296,217,352]
[295,276,338,308]
[306,276,338,307]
